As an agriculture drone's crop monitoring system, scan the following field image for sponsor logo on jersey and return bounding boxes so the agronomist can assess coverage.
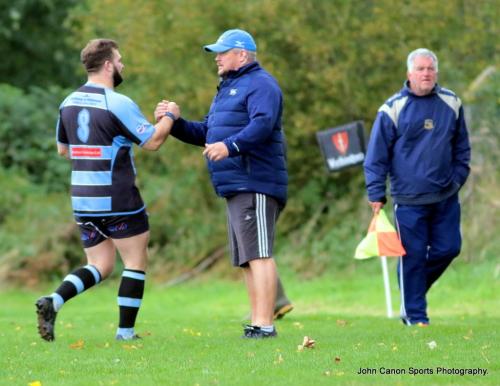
[71,147,102,158]
[136,124,147,134]
[229,88,238,96]
[331,131,349,155]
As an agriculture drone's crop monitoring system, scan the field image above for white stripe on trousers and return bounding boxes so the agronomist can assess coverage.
[394,204,408,322]
[255,194,269,257]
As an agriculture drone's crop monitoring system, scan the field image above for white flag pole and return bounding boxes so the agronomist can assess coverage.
[380,256,393,318]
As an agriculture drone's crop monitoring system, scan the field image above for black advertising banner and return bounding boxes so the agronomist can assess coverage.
[316,121,366,172]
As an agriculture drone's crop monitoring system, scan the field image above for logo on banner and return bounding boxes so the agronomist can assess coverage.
[331,131,349,155]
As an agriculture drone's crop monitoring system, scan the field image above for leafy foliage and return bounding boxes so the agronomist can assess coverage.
[70,0,497,270]
[0,84,71,191]
[0,0,81,89]
[460,68,500,261]
[0,0,498,283]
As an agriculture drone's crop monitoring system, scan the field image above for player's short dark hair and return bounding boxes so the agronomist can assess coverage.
[81,39,119,73]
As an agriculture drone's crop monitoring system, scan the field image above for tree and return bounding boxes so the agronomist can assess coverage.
[66,0,498,269]
[0,0,81,89]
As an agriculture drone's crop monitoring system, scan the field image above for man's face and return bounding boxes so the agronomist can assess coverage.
[407,55,437,96]
[215,49,244,77]
[111,49,124,87]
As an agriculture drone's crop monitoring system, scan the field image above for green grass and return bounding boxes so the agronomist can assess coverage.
[1,259,498,386]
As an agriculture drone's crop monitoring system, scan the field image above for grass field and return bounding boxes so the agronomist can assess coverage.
[1,258,498,386]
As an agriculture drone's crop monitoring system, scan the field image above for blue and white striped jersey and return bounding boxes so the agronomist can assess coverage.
[56,82,155,216]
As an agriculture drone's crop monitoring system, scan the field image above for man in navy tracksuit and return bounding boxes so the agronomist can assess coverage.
[364,48,471,326]
[155,29,289,338]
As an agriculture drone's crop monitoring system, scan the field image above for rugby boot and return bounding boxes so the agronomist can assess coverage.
[35,296,57,342]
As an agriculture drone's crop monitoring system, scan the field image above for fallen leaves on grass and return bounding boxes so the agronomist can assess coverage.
[480,346,490,364]
[28,382,42,386]
[324,370,344,376]
[427,340,437,350]
[122,344,140,350]
[297,336,316,351]
[292,322,304,329]
[334,356,341,363]
[69,339,84,349]
[463,329,473,340]
[336,319,347,327]
[182,328,202,336]
[273,354,284,365]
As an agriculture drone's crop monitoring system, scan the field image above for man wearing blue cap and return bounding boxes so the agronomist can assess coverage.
[155,29,289,338]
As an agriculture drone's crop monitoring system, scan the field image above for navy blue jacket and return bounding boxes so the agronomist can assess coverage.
[171,62,288,205]
[364,82,471,205]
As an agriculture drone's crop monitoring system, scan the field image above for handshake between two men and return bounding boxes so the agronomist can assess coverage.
[154,100,230,162]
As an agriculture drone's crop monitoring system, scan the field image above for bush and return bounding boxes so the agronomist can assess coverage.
[0,84,70,192]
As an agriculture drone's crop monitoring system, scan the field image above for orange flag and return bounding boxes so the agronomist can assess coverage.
[354,209,406,259]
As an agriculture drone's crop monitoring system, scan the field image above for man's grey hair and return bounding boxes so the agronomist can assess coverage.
[407,48,438,72]
[233,48,257,63]
[246,50,257,62]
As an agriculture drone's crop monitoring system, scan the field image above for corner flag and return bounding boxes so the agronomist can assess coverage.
[354,208,406,318]
[354,209,406,260]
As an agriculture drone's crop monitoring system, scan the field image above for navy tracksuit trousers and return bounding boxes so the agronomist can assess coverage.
[394,193,461,324]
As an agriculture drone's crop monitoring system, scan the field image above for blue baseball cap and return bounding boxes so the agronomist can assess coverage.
[204,29,257,53]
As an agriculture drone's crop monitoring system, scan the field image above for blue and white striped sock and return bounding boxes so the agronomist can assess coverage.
[117,269,145,336]
[51,264,102,312]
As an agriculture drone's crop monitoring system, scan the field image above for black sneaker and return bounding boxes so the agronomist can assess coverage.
[401,317,429,327]
[242,325,277,339]
[35,296,57,342]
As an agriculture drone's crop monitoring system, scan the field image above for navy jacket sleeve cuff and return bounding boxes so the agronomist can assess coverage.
[223,138,240,157]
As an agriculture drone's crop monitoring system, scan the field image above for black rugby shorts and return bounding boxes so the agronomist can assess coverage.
[75,210,149,248]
